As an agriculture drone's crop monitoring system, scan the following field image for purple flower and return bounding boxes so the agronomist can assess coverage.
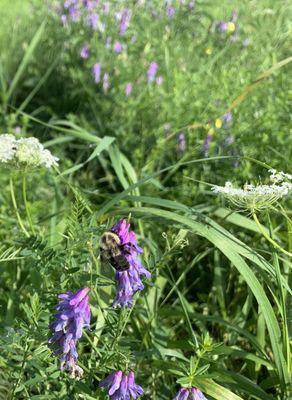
[80,44,90,59]
[87,12,99,30]
[119,8,132,35]
[216,21,228,32]
[64,0,77,9]
[103,73,110,93]
[223,111,232,125]
[174,388,208,400]
[177,132,186,153]
[49,288,90,379]
[147,62,158,83]
[100,371,144,399]
[83,0,94,11]
[114,41,123,54]
[61,14,67,26]
[166,5,175,18]
[69,6,80,22]
[189,1,195,9]
[125,83,133,96]
[203,133,213,157]
[92,63,101,83]
[103,2,110,14]
[156,76,163,86]
[110,219,151,307]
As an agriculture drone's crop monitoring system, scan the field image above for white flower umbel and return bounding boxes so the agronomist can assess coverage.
[0,134,17,163]
[269,169,292,184]
[0,134,59,169]
[212,178,292,212]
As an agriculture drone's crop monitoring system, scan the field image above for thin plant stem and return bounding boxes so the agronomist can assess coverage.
[9,175,30,238]
[252,212,292,257]
[22,174,35,235]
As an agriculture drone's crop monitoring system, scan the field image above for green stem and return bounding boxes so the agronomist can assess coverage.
[22,174,35,235]
[252,212,292,257]
[10,176,30,238]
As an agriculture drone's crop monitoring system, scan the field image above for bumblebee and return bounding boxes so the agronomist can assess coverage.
[100,231,130,271]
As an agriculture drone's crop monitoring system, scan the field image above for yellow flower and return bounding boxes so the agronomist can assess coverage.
[215,119,222,129]
[205,48,213,55]
[227,22,236,33]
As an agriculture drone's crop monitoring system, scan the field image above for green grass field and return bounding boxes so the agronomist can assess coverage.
[0,0,291,399]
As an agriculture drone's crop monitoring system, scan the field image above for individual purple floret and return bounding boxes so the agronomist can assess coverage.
[49,288,91,380]
[125,83,133,96]
[80,44,90,59]
[166,5,175,18]
[177,132,187,153]
[110,219,151,307]
[100,370,144,399]
[119,8,132,35]
[203,133,213,156]
[216,21,228,32]
[93,63,101,83]
[114,41,123,54]
[87,12,99,30]
[174,387,208,400]
[223,111,232,125]
[147,62,158,83]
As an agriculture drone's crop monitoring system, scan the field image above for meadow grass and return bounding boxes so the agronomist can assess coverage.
[0,0,291,399]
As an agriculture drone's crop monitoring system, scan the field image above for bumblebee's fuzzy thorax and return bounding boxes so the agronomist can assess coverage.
[100,231,130,271]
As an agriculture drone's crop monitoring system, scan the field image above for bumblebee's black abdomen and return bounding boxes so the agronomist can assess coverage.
[109,254,130,271]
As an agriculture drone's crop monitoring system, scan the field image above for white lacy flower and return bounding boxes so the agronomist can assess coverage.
[212,177,292,211]
[0,134,59,169]
[269,169,292,184]
[0,134,17,163]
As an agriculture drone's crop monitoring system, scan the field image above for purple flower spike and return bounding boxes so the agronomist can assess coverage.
[125,83,133,96]
[190,388,208,400]
[147,62,158,83]
[174,388,208,400]
[49,288,91,379]
[80,44,90,59]
[119,8,132,35]
[203,133,213,157]
[92,63,101,83]
[166,5,175,18]
[223,111,232,125]
[114,41,123,54]
[174,388,190,400]
[177,132,187,153]
[87,13,99,30]
[100,371,144,399]
[216,21,228,33]
[110,219,151,307]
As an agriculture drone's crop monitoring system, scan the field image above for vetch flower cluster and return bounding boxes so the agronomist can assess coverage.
[110,219,151,308]
[49,288,91,380]
[211,171,292,211]
[99,370,144,400]
[0,134,59,169]
[174,387,208,400]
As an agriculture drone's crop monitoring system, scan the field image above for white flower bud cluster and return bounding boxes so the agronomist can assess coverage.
[0,134,59,169]
[212,171,292,211]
